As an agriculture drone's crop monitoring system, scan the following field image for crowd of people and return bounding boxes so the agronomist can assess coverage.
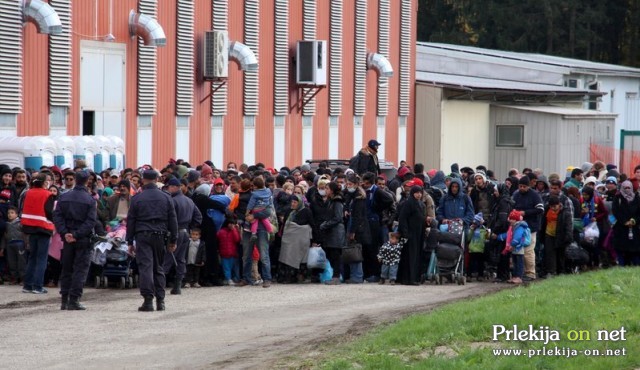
[1,138,639,309]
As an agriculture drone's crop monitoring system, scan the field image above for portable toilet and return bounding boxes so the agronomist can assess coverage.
[106,135,125,170]
[92,136,114,173]
[72,136,97,170]
[51,136,76,169]
[0,136,56,169]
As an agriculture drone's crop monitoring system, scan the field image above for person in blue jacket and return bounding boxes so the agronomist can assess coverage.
[436,177,475,227]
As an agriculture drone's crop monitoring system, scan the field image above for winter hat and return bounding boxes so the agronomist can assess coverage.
[450,163,460,175]
[508,210,523,221]
[606,164,617,171]
[186,170,201,183]
[474,172,486,182]
[0,189,11,200]
[605,176,617,185]
[580,162,593,174]
[412,178,424,188]
[606,169,620,179]
[518,176,530,186]
[201,163,213,177]
[584,176,597,186]
[427,169,437,179]
[397,166,411,179]
[213,178,225,186]
[410,185,423,196]
[473,212,484,225]
[176,165,189,179]
[0,166,12,178]
[194,184,211,196]
[301,164,311,172]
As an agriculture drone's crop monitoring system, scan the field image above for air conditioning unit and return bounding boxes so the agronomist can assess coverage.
[296,40,327,86]
[203,30,229,80]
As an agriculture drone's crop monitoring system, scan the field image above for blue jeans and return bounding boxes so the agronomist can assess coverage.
[348,262,363,283]
[381,263,399,280]
[242,230,271,283]
[221,257,239,281]
[23,234,51,291]
[512,254,524,278]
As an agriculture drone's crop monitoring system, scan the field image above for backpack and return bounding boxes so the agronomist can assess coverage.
[349,154,361,173]
[520,226,532,247]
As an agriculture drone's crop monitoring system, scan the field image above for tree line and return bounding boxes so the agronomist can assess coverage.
[418,0,640,67]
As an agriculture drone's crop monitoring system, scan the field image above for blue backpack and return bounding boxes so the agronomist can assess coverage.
[520,226,532,247]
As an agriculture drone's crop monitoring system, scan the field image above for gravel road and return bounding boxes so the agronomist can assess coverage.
[0,282,506,369]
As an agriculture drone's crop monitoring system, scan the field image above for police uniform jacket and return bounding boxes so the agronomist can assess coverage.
[52,185,98,242]
[172,191,202,230]
[126,183,178,245]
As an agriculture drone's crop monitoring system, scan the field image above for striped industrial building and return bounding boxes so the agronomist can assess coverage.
[0,0,416,169]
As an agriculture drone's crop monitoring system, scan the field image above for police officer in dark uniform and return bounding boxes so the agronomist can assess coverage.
[164,177,202,295]
[52,170,98,310]
[127,170,178,312]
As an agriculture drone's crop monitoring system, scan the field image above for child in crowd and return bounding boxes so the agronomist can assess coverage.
[217,220,241,285]
[247,177,273,243]
[2,207,26,285]
[184,228,206,288]
[377,232,404,285]
[468,212,490,281]
[251,246,263,285]
[493,210,530,285]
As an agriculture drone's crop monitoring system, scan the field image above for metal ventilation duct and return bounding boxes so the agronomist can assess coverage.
[22,0,62,35]
[367,52,393,78]
[229,41,258,71]
[128,10,166,47]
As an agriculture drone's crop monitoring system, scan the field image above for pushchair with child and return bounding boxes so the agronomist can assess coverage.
[428,219,466,285]
[91,221,137,289]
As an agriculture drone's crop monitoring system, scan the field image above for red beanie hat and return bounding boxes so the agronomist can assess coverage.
[201,163,213,177]
[508,210,523,221]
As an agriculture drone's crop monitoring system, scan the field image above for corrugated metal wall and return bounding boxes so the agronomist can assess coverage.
[13,0,416,168]
[414,85,442,170]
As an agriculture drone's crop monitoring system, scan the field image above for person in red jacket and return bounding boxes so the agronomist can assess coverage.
[20,173,55,294]
[217,219,241,285]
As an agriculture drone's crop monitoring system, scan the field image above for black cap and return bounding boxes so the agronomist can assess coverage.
[75,170,90,185]
[167,178,181,187]
[368,139,382,149]
[142,170,159,180]
[518,176,530,186]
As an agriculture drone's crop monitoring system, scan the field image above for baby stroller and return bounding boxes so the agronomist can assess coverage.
[429,219,466,285]
[92,236,137,289]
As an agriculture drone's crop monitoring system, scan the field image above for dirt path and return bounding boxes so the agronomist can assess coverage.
[0,282,507,369]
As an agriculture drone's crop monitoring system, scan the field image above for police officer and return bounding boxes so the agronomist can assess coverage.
[164,177,202,295]
[127,170,178,312]
[52,170,98,310]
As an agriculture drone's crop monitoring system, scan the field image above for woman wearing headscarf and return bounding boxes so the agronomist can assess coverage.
[397,186,427,285]
[192,183,228,285]
[278,195,313,282]
[318,182,345,285]
[97,187,114,227]
[488,183,514,282]
[580,186,608,268]
[611,180,640,266]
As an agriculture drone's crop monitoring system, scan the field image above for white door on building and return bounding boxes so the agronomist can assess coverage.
[80,41,126,139]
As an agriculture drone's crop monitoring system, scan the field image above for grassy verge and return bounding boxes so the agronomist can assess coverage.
[316,268,639,370]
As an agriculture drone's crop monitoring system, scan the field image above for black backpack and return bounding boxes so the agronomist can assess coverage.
[426,186,445,208]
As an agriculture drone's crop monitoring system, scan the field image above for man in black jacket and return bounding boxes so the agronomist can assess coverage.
[512,176,544,281]
[361,172,394,282]
[351,140,381,176]
[52,170,97,310]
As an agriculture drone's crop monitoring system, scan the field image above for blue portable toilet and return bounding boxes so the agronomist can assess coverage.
[52,136,75,168]
[0,136,56,170]
[107,135,125,171]
[72,136,98,171]
[93,136,113,173]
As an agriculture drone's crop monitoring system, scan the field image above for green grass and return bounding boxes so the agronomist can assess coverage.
[319,268,640,370]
